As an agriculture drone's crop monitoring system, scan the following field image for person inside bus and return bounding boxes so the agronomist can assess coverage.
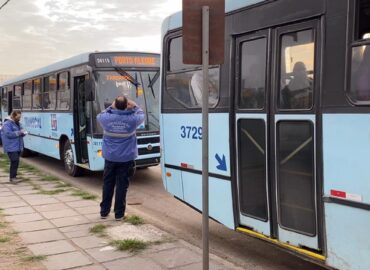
[281,61,313,109]
[1,110,27,184]
[355,46,370,101]
[190,70,218,107]
[97,96,144,221]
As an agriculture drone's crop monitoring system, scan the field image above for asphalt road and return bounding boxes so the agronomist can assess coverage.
[21,154,326,270]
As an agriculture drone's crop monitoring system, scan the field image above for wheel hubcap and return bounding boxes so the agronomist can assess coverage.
[65,148,74,171]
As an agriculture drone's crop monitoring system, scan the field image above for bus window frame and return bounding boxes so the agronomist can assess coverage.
[32,78,43,111]
[22,80,33,111]
[56,71,71,112]
[345,0,370,106]
[13,84,22,110]
[162,32,223,112]
[43,74,57,111]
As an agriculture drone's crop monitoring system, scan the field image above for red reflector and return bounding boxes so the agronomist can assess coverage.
[181,163,188,168]
[331,190,346,198]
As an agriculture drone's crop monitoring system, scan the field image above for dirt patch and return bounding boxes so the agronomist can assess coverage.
[0,213,46,270]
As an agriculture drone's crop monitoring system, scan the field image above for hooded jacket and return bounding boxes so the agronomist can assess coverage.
[97,106,145,163]
[1,119,24,153]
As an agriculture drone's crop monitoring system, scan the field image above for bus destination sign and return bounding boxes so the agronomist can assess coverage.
[94,54,159,68]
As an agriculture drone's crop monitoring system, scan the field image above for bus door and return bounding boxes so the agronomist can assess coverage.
[235,20,321,251]
[73,75,89,164]
[8,89,12,115]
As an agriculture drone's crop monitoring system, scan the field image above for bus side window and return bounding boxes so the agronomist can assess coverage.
[43,75,57,110]
[32,79,42,110]
[348,0,370,103]
[13,85,22,110]
[164,36,220,109]
[1,87,8,112]
[23,81,32,110]
[57,72,70,110]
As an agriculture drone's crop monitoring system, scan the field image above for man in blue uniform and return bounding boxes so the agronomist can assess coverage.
[1,111,27,184]
[97,96,145,221]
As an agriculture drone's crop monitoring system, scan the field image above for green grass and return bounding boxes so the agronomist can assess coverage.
[40,175,59,182]
[125,215,144,226]
[72,190,97,200]
[0,222,7,228]
[54,182,71,188]
[19,163,39,173]
[0,236,11,243]
[38,189,67,195]
[110,239,148,252]
[89,224,107,236]
[21,255,47,262]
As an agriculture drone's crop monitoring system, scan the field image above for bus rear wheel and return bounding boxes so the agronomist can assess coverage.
[63,141,83,177]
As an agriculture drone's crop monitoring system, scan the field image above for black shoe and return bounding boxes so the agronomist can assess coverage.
[100,214,109,219]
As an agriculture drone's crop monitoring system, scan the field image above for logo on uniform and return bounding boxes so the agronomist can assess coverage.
[51,114,58,131]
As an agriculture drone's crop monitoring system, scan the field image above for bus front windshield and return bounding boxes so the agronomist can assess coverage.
[95,70,160,134]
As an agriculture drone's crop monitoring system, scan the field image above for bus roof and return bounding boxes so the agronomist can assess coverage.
[162,0,266,34]
[1,51,160,87]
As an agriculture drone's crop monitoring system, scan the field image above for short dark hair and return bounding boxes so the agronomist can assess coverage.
[11,110,21,118]
[115,96,128,110]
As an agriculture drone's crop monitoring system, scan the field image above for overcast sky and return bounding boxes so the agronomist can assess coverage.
[0,0,181,75]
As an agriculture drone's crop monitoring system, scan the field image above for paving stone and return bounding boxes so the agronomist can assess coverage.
[67,200,98,208]
[175,262,227,270]
[60,223,95,233]
[51,215,90,227]
[0,195,19,202]
[28,240,76,256]
[64,229,91,238]
[0,187,10,192]
[14,189,39,195]
[54,194,81,203]
[75,206,100,215]
[2,206,35,215]
[142,242,180,254]
[22,194,53,200]
[8,185,35,191]
[19,229,65,244]
[74,265,105,270]
[26,197,60,206]
[71,235,109,249]
[0,191,14,197]
[41,208,79,219]
[148,248,202,268]
[85,246,131,263]
[34,203,70,212]
[84,214,108,222]
[5,212,43,223]
[13,220,54,232]
[104,256,163,270]
[0,201,28,209]
[42,251,93,270]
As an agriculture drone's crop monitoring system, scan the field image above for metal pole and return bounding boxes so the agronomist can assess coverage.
[202,6,210,270]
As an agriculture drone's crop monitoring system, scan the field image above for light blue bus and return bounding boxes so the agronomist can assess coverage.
[1,52,160,176]
[160,0,370,269]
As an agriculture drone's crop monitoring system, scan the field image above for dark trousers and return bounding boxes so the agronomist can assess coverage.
[7,152,20,179]
[100,160,133,218]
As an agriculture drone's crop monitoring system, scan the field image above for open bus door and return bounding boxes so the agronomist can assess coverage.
[8,89,12,115]
[73,75,90,166]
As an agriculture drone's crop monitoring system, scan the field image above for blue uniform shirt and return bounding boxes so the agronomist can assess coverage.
[1,119,24,153]
[97,106,145,163]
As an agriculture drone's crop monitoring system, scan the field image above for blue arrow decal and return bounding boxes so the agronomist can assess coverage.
[215,154,227,171]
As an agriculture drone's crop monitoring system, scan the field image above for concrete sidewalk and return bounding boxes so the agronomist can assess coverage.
[0,164,239,270]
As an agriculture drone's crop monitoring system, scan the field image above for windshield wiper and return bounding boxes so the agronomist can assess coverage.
[148,71,159,98]
[114,68,140,88]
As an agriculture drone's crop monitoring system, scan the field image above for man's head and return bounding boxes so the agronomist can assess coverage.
[114,96,128,110]
[11,110,22,123]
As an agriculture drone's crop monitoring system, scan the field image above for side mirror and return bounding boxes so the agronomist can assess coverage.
[85,78,95,101]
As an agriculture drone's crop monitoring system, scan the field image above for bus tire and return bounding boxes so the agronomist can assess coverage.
[21,148,33,158]
[63,141,83,177]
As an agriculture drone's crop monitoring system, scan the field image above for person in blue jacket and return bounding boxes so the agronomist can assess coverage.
[97,96,145,221]
[1,111,27,184]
